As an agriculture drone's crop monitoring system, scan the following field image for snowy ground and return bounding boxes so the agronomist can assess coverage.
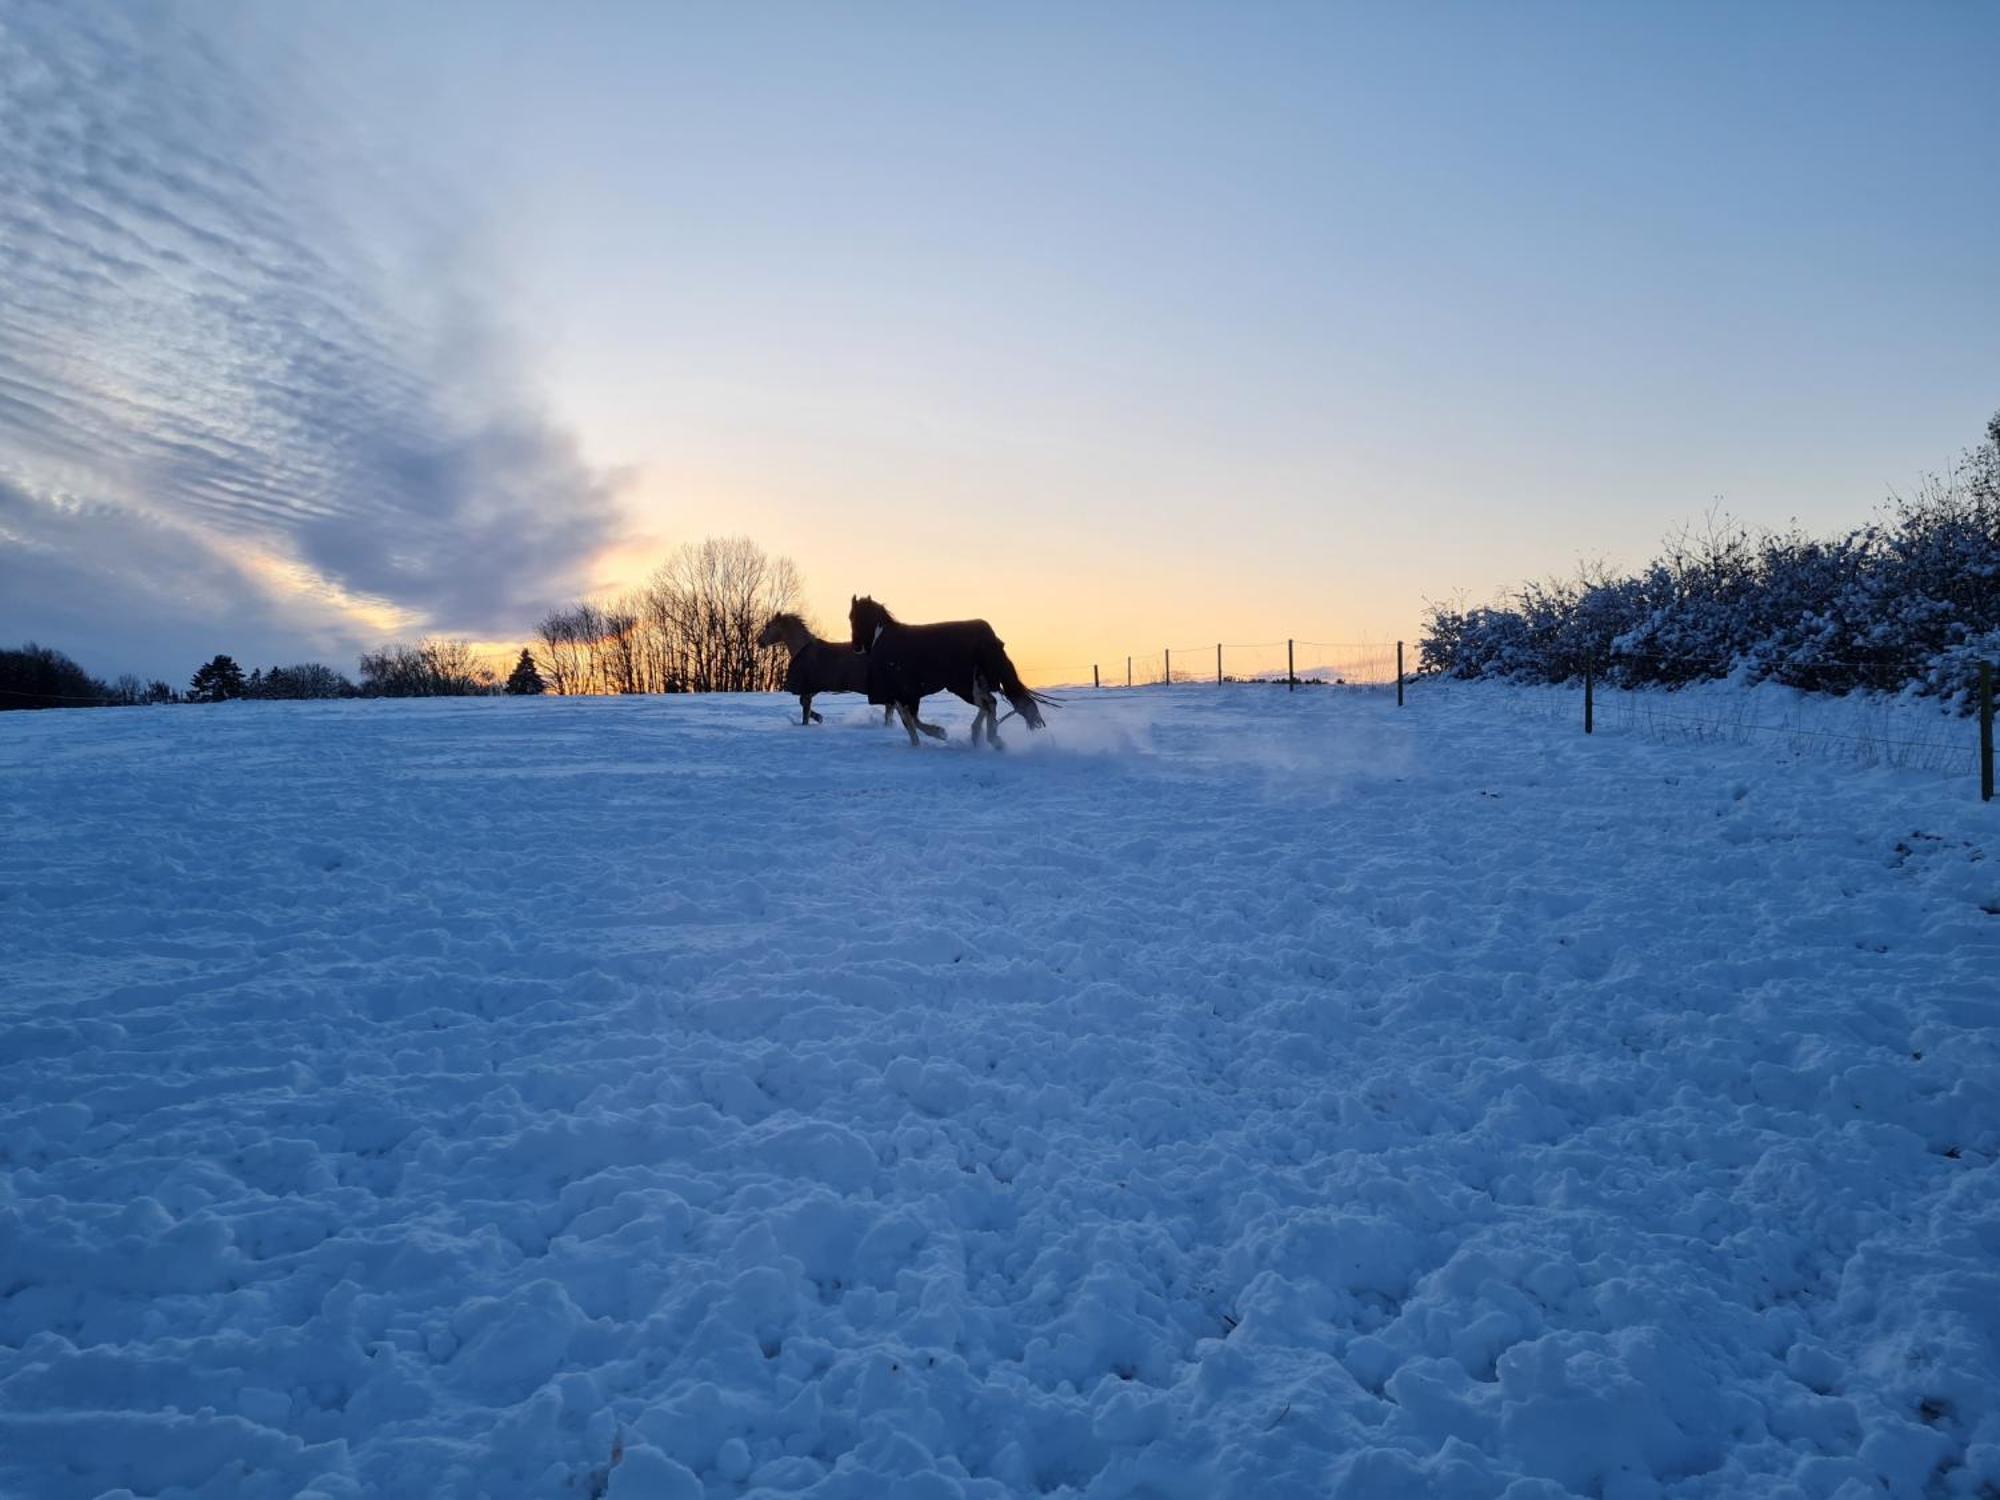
[2,684,1996,1500]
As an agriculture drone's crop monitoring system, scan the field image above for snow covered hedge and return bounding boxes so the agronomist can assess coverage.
[1420,414,2000,708]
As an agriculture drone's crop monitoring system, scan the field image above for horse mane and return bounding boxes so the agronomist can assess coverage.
[765,610,808,633]
[855,596,898,625]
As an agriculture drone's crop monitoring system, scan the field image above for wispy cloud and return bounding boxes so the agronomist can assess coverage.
[0,0,616,676]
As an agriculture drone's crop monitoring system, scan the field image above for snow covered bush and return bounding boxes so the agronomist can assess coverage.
[1421,413,2000,708]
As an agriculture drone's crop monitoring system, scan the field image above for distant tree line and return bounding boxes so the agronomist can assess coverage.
[356,641,499,697]
[535,536,799,694]
[183,643,518,701]
[3,642,509,711]
[181,656,374,701]
[0,644,173,710]
[5,534,804,711]
[1420,410,2000,708]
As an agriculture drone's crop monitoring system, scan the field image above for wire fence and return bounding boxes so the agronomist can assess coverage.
[0,649,527,710]
[1411,655,1996,796]
[0,684,134,705]
[11,630,1991,798]
[1036,640,1406,690]
[1025,634,1996,799]
[1546,644,1981,690]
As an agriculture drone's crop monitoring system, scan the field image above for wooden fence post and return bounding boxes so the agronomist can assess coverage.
[1093,664,1100,690]
[1396,641,1404,707]
[1287,639,1294,692]
[1126,656,1132,688]
[1216,643,1222,685]
[1584,662,1595,735]
[1981,660,1994,802]
[1164,648,1171,686]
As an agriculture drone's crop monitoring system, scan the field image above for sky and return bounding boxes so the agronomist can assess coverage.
[2,0,1995,686]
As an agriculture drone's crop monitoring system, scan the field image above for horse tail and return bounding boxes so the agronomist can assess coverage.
[988,637,1048,730]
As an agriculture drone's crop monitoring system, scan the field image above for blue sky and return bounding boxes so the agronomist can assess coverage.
[2,0,1994,681]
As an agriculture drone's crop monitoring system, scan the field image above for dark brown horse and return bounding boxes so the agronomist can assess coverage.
[848,595,1050,748]
[757,612,902,728]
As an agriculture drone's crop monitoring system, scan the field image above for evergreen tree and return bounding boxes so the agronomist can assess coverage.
[505,648,547,696]
[188,654,247,703]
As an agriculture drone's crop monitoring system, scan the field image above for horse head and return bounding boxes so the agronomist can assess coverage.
[849,595,890,654]
[758,612,807,652]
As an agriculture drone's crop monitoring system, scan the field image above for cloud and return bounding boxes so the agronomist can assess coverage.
[0,0,618,677]
[0,470,375,681]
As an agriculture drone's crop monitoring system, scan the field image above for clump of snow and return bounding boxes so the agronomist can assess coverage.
[1,686,1994,1497]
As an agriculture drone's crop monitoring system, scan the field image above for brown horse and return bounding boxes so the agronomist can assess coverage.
[757,612,902,728]
[849,595,1051,748]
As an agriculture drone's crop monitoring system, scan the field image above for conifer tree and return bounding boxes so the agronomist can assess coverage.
[505,648,547,696]
[188,655,247,702]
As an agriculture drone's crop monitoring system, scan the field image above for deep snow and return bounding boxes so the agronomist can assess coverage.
[1,684,1996,1500]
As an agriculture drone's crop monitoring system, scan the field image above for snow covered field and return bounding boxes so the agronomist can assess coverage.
[2,684,1995,1500]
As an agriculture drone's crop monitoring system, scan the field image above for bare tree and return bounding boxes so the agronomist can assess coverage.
[537,537,802,695]
[359,639,495,697]
[264,663,354,699]
[600,608,640,694]
[535,609,588,696]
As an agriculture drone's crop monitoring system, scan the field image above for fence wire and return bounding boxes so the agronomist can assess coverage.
[1049,641,1406,689]
[0,684,127,704]
[1410,673,1985,779]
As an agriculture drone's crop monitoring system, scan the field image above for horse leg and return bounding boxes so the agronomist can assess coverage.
[800,693,814,725]
[882,704,894,727]
[960,678,983,747]
[895,703,921,747]
[970,675,999,748]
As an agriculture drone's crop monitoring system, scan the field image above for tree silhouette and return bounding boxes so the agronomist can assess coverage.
[505,648,546,695]
[188,655,247,702]
[537,536,800,695]
[0,643,111,710]
[357,640,494,697]
[260,663,353,699]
